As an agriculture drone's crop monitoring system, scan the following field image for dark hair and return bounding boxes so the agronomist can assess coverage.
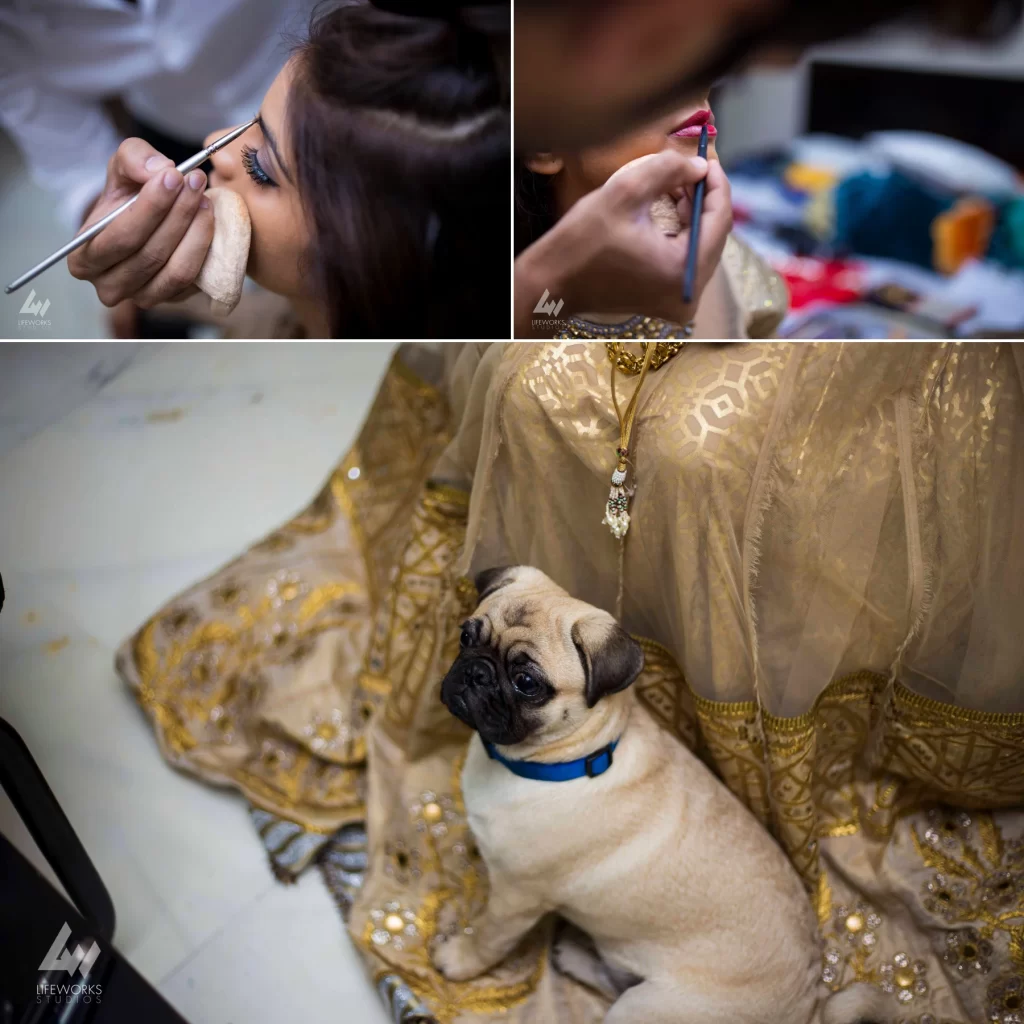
[766,0,1022,45]
[518,0,1021,39]
[518,0,1022,136]
[515,160,556,256]
[288,1,509,338]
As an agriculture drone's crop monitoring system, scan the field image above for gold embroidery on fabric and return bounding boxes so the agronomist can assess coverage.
[912,810,1024,933]
[816,872,833,930]
[132,588,369,825]
[361,483,470,736]
[355,769,545,1024]
[134,592,359,742]
[634,638,699,749]
[817,808,1024,1020]
[1010,929,1024,971]
[296,583,361,622]
[366,899,544,1023]
[873,688,1024,823]
[817,875,940,1014]
[325,359,453,609]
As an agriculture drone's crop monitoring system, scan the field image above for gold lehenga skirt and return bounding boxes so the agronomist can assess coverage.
[117,343,1024,1024]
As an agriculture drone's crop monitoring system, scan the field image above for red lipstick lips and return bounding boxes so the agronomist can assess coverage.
[671,110,717,139]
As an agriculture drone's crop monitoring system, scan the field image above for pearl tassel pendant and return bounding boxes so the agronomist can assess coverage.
[602,447,632,539]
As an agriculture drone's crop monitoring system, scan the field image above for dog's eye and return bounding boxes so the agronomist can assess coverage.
[513,671,540,696]
[460,629,473,649]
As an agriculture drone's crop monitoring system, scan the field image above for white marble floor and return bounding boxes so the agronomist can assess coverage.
[0,342,395,1024]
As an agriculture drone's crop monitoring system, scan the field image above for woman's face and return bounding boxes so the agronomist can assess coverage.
[204,57,312,300]
[529,95,719,216]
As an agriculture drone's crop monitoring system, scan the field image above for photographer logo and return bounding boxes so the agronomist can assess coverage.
[533,289,564,318]
[39,923,100,977]
[531,288,566,332]
[37,924,103,1007]
[18,288,52,328]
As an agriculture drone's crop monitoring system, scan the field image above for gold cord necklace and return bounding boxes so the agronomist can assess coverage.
[602,342,686,620]
[602,342,686,540]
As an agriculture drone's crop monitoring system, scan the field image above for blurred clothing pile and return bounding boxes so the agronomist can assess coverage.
[728,131,1024,338]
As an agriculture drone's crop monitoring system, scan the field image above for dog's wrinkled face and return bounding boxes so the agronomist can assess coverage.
[439,567,644,749]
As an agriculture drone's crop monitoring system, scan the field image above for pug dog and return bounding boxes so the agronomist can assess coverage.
[432,566,890,1024]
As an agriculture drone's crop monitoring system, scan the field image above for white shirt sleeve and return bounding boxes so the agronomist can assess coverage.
[0,78,122,232]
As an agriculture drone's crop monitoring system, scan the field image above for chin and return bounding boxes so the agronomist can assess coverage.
[247,258,310,305]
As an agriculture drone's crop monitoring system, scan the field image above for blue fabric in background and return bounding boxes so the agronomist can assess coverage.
[833,170,956,270]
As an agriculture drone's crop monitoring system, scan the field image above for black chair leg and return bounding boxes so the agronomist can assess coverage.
[0,720,115,945]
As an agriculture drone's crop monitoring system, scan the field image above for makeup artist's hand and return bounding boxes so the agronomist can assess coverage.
[514,149,732,337]
[68,138,213,310]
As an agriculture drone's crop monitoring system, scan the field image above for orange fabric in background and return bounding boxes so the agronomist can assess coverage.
[932,196,996,274]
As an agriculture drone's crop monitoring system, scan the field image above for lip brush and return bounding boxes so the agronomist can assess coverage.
[5,118,258,295]
[682,123,710,306]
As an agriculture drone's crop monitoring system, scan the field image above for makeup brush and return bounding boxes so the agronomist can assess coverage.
[4,118,258,295]
[682,123,710,306]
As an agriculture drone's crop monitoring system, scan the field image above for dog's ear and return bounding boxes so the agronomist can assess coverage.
[474,566,517,601]
[571,615,645,708]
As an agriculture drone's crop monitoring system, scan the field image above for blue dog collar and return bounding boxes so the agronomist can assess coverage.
[483,738,619,782]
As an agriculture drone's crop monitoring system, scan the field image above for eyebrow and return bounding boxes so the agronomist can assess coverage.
[257,112,293,186]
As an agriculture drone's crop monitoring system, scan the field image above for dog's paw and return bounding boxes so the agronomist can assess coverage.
[432,932,487,982]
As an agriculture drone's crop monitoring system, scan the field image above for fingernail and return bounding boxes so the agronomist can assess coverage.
[146,155,172,171]
[199,196,211,210]
[691,157,708,172]
[163,169,182,190]
[188,171,204,190]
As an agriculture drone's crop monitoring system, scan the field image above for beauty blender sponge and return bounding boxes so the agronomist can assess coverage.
[603,154,683,237]
[650,194,683,236]
[196,187,251,316]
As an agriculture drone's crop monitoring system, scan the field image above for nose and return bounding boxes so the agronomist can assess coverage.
[203,126,235,150]
[202,125,239,184]
[464,659,495,688]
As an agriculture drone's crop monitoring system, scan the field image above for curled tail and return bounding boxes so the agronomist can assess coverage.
[822,983,892,1024]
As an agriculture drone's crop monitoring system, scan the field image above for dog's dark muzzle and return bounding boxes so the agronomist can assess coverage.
[440,653,498,723]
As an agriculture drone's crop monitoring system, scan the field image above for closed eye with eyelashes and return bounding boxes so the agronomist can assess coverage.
[241,144,278,188]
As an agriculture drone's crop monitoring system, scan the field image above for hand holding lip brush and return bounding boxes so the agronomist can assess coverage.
[4,118,258,295]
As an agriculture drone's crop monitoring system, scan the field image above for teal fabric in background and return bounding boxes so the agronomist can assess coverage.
[989,197,1024,270]
[833,170,955,270]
